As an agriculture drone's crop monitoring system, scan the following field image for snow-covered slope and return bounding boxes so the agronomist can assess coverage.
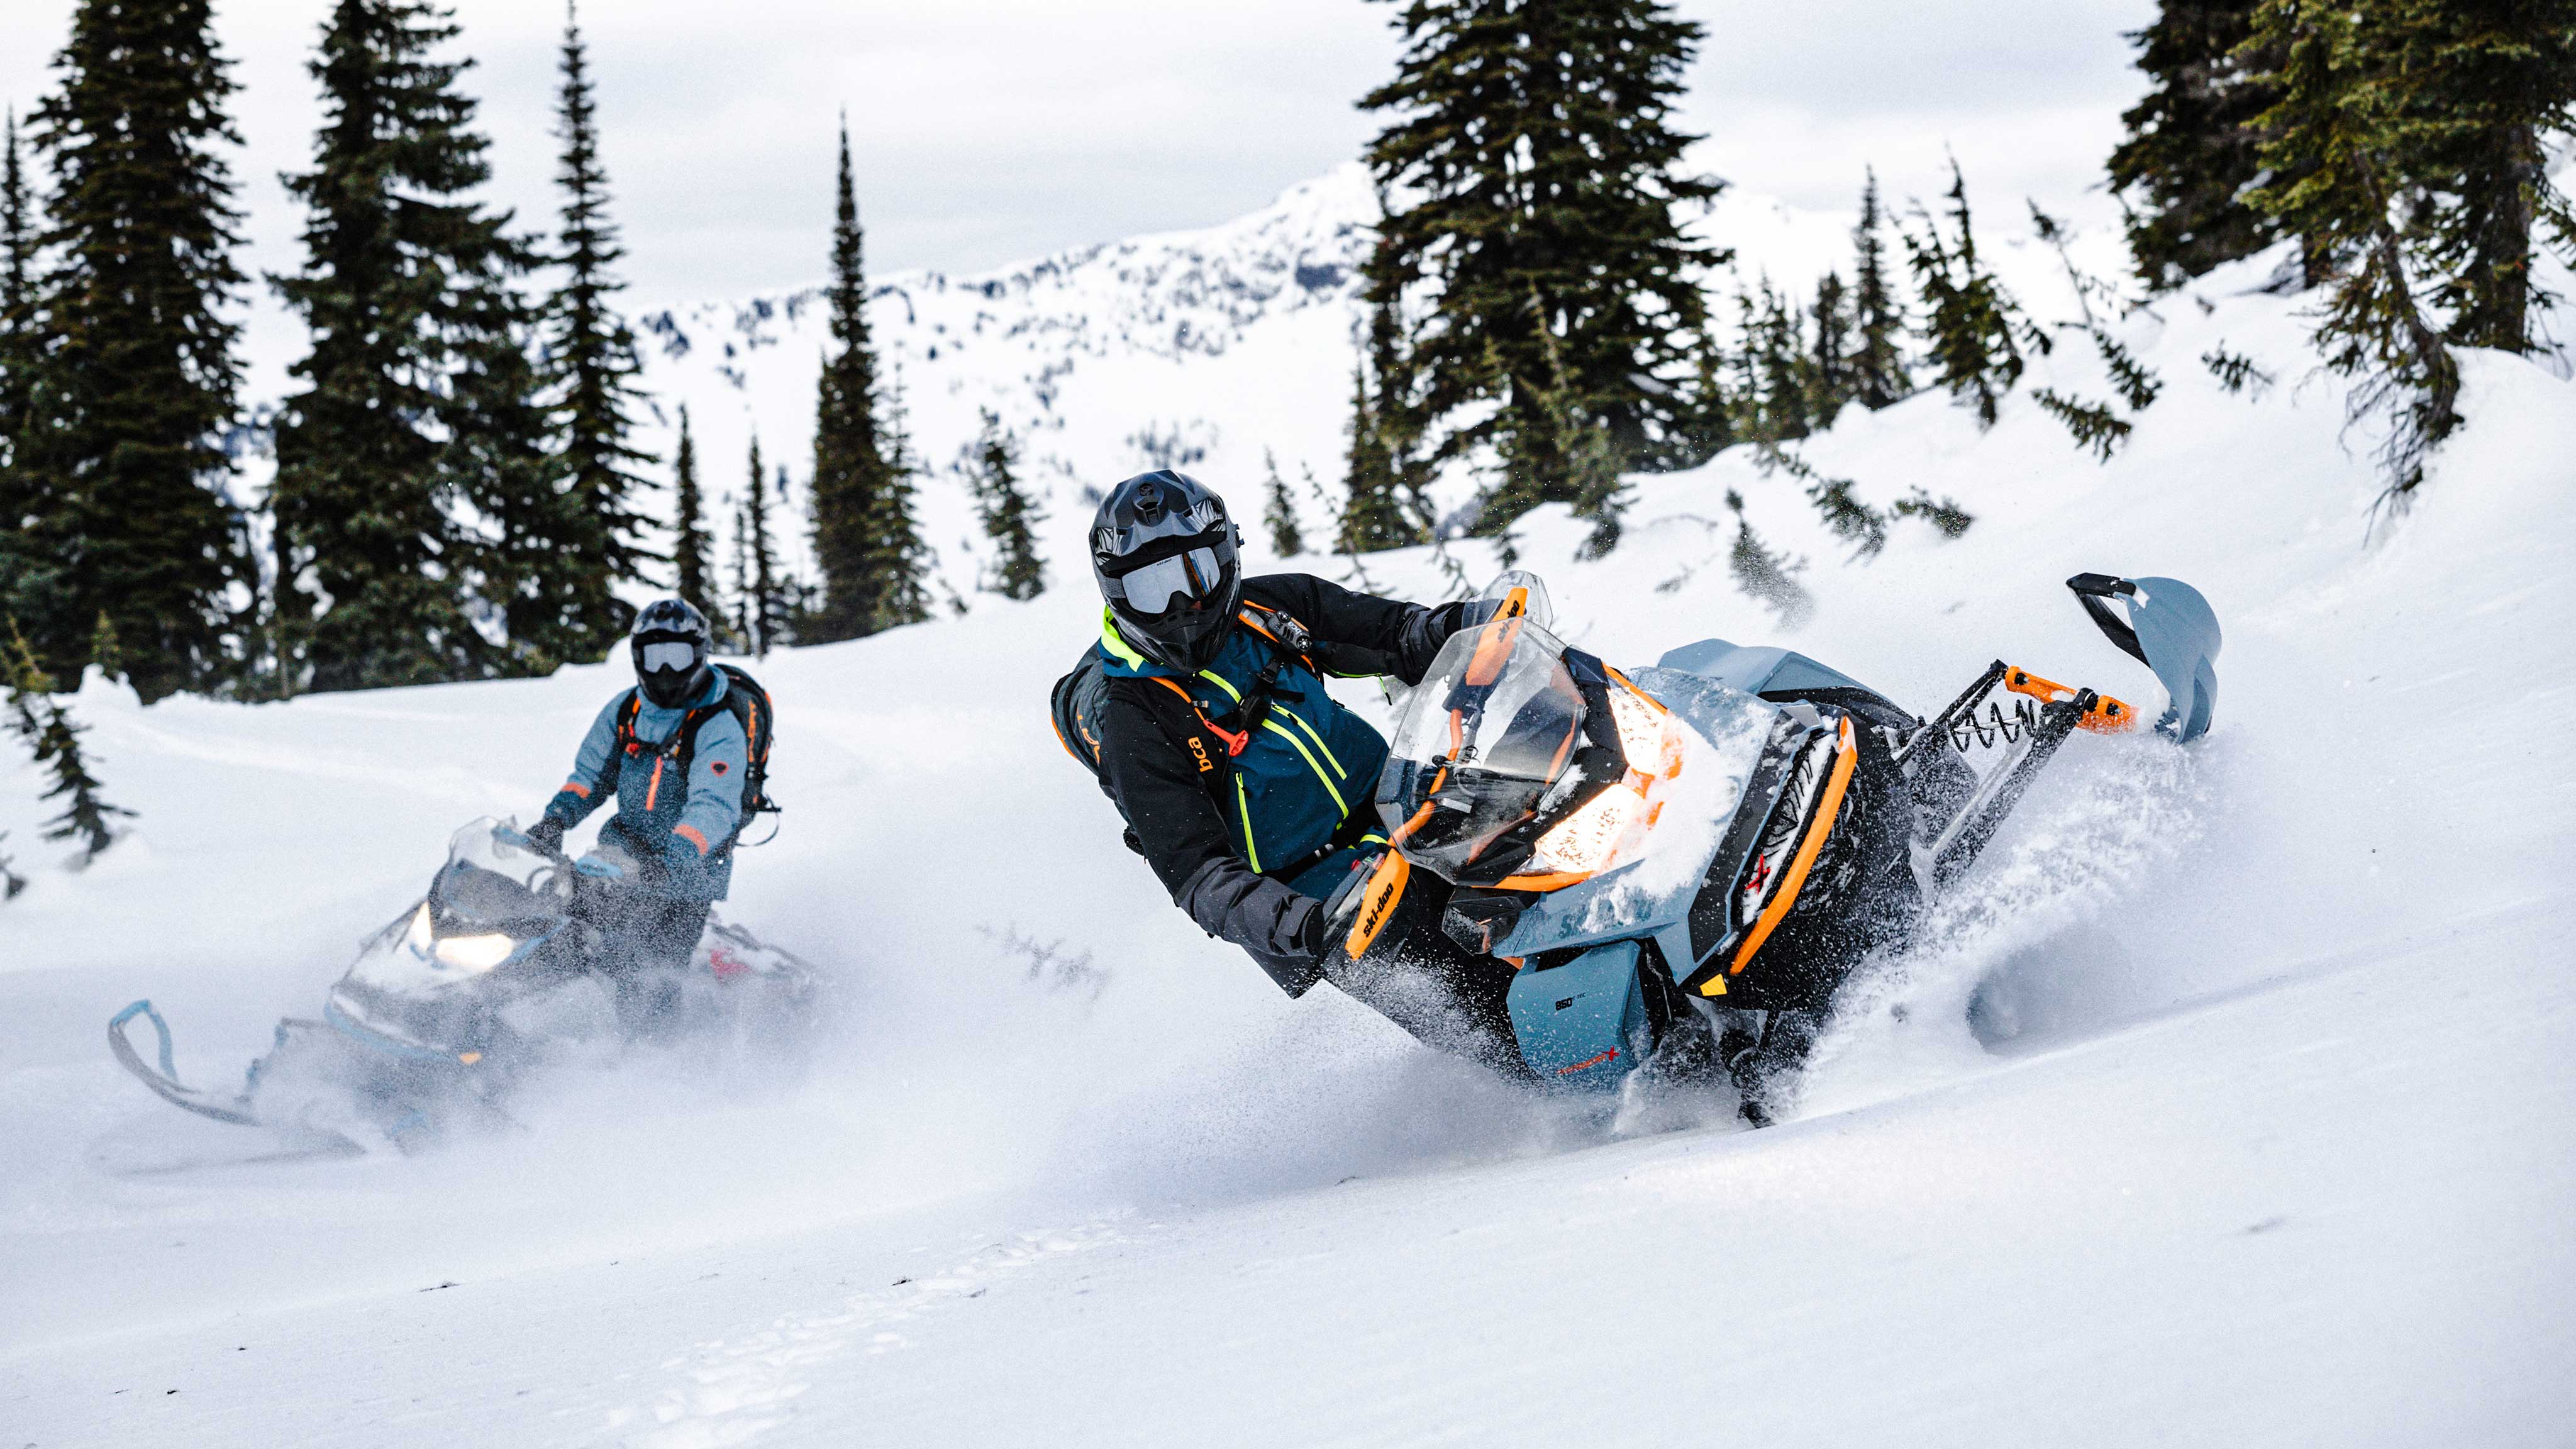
[5,189,2573,1446]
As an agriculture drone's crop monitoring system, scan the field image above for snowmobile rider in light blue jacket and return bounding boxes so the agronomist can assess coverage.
[521,599,748,982]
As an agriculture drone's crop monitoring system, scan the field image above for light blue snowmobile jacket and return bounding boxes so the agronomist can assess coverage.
[543,671,748,902]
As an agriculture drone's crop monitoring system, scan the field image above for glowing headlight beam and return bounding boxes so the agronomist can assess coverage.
[433,932,517,973]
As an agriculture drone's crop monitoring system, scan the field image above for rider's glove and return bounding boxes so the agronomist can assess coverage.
[525,816,566,855]
[574,852,626,882]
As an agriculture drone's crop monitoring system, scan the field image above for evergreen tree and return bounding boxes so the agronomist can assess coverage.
[268,0,534,691]
[0,111,55,636]
[1905,160,2048,427]
[2242,0,2455,494]
[669,404,714,610]
[447,267,570,674]
[1808,270,1854,425]
[1340,364,1416,553]
[860,373,933,633]
[725,491,752,647]
[2107,0,2289,287]
[969,409,1045,600]
[1259,447,1306,557]
[2364,0,2576,354]
[740,436,779,655]
[1850,169,1913,409]
[32,695,130,859]
[1362,0,1728,539]
[543,0,653,650]
[0,112,33,492]
[806,118,905,641]
[21,0,253,702]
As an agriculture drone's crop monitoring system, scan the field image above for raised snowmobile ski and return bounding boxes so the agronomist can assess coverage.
[1331,570,2221,1123]
[108,818,820,1151]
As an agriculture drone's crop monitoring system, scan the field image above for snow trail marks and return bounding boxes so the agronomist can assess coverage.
[613,1218,1132,1446]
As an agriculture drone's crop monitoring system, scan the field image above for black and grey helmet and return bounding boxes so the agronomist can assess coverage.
[630,598,714,708]
[1091,470,1242,674]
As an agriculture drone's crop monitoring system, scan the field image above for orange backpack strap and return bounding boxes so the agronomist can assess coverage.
[1153,676,1249,757]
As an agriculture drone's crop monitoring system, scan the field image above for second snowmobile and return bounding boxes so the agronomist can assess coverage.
[1326,570,2221,1120]
[110,817,818,1151]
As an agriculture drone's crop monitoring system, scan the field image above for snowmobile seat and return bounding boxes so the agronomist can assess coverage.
[1656,640,1876,698]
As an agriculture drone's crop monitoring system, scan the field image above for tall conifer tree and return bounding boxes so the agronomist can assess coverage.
[269,0,533,691]
[544,0,652,648]
[861,373,932,633]
[1850,170,1912,409]
[741,435,779,655]
[1906,162,2048,428]
[806,118,903,641]
[23,0,253,701]
[2107,1,2288,287]
[1362,0,1726,539]
[1808,271,1853,425]
[669,404,714,609]
[0,113,38,526]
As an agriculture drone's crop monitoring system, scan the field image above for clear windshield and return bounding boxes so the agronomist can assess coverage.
[1376,615,1594,882]
[431,816,566,930]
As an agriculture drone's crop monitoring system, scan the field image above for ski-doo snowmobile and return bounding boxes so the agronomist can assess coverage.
[110,817,817,1151]
[1328,570,2220,1121]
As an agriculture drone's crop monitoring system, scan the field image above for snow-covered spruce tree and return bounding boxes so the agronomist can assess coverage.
[806,119,908,642]
[32,695,129,860]
[1904,161,2050,428]
[1362,0,1727,542]
[669,404,715,611]
[2107,0,2293,288]
[1850,170,1913,411]
[1722,489,1813,628]
[740,436,780,657]
[541,0,654,652]
[970,409,1045,601]
[269,0,532,691]
[22,0,254,702]
[4,622,126,861]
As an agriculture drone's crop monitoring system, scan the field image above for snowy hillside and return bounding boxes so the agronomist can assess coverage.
[5,186,2573,1445]
[627,158,2091,601]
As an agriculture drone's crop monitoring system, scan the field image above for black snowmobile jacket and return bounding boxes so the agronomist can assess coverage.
[1095,574,1482,993]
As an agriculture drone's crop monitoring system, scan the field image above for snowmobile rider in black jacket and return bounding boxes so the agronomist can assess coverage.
[1079,470,1528,1075]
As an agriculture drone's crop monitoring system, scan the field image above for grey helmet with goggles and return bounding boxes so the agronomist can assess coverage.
[1092,470,1243,674]
[630,598,716,708]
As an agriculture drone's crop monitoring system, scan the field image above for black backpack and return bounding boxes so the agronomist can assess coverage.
[609,662,779,847]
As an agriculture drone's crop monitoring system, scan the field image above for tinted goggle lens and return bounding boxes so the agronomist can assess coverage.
[638,641,698,673]
[1118,547,1225,615]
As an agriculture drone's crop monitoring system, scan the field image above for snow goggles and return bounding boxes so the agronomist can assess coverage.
[637,641,700,673]
[1108,531,1231,616]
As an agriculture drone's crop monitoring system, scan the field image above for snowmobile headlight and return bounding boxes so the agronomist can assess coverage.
[403,903,434,957]
[1531,782,1646,876]
[433,932,517,974]
[1606,673,1683,780]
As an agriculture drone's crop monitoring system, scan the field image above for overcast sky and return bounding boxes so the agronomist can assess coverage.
[1,0,2158,315]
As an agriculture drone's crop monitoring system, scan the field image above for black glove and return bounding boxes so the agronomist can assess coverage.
[526,816,566,855]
